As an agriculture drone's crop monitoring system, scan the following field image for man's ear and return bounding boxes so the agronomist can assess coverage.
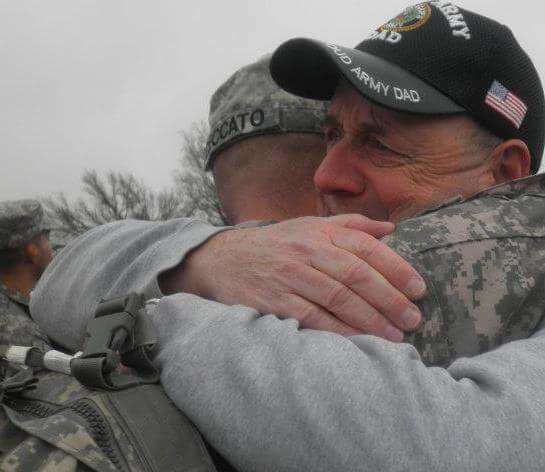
[490,139,531,184]
[23,242,40,266]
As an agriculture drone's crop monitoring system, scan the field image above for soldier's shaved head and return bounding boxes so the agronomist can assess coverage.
[205,54,328,224]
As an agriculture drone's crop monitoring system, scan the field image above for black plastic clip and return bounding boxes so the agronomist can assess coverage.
[72,293,158,390]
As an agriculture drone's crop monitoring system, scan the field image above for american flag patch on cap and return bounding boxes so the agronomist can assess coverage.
[485,80,528,129]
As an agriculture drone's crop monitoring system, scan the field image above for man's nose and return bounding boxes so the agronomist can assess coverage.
[314,142,365,195]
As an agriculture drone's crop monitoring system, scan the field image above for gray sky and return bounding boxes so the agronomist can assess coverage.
[1,0,543,200]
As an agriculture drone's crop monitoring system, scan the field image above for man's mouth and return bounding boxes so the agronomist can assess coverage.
[318,192,392,222]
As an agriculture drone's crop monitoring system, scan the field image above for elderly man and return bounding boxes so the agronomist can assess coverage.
[31,3,545,471]
[139,5,545,471]
[0,199,52,351]
[156,4,544,359]
[206,53,327,224]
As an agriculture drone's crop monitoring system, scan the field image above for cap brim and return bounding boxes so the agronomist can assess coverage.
[270,38,465,115]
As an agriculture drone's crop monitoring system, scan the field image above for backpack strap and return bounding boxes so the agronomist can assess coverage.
[0,363,37,401]
[71,293,160,390]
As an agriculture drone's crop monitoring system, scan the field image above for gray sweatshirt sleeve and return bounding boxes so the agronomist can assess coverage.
[151,293,545,472]
[30,218,226,351]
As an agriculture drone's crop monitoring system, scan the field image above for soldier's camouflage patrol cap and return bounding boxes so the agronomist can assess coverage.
[0,199,48,250]
[204,53,329,170]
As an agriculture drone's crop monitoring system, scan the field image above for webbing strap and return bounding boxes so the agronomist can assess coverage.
[0,364,37,401]
[71,293,159,390]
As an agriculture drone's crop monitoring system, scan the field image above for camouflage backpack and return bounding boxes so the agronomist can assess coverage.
[0,294,235,472]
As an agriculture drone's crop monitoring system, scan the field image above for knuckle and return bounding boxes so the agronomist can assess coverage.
[389,254,415,286]
[340,261,371,287]
[324,283,353,312]
[273,294,296,319]
[275,261,301,278]
[286,238,315,256]
[358,309,381,333]
[355,235,380,260]
[297,304,325,327]
[378,294,406,317]
[379,294,398,314]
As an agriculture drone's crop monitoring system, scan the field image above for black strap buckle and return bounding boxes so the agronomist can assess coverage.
[0,365,38,402]
[72,293,159,390]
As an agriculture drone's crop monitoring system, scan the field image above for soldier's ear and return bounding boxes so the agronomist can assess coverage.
[490,139,531,184]
[23,241,41,266]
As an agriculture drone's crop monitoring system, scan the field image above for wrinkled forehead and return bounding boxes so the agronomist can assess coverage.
[328,79,466,133]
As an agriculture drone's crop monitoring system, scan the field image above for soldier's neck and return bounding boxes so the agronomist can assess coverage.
[0,266,37,300]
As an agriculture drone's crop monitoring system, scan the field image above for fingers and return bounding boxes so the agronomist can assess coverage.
[330,228,426,301]
[310,244,420,335]
[275,293,361,337]
[326,214,395,239]
[281,265,405,342]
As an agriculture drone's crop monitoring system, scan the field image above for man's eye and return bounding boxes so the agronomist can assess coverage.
[368,137,394,153]
[366,137,413,168]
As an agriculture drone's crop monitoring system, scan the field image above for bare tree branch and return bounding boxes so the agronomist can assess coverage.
[173,121,225,225]
[44,121,225,248]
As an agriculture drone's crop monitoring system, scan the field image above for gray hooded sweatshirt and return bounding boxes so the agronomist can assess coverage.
[31,216,545,472]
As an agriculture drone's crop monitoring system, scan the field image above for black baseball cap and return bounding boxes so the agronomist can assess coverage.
[270,2,545,173]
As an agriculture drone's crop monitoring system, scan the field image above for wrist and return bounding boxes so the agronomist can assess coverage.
[158,230,231,297]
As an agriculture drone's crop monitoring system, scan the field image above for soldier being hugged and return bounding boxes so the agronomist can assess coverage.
[0,200,53,352]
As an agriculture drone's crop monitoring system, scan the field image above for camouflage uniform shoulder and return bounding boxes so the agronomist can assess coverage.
[387,173,545,255]
[383,174,545,366]
[0,286,51,352]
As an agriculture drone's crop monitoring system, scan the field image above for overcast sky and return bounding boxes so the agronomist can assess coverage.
[1,1,543,200]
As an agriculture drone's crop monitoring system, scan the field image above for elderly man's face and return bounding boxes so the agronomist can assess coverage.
[315,82,498,222]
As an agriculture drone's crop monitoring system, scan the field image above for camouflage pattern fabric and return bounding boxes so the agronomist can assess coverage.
[0,284,50,352]
[0,287,118,471]
[0,200,48,250]
[205,54,328,169]
[384,173,545,366]
[0,290,221,471]
[1,367,221,471]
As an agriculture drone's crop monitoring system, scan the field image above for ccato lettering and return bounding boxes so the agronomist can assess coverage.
[327,43,353,65]
[209,109,265,147]
[429,0,471,39]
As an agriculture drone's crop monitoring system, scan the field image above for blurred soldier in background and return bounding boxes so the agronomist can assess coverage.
[0,199,52,351]
[0,201,225,471]
[205,54,327,224]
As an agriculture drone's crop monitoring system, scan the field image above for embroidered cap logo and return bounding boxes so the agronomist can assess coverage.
[380,3,432,32]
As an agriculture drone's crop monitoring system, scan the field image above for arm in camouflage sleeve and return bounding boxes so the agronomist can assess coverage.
[151,293,545,472]
[30,218,226,352]
[382,190,545,366]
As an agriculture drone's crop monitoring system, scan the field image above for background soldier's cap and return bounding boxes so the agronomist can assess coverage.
[0,199,48,250]
[205,53,328,170]
[270,1,545,173]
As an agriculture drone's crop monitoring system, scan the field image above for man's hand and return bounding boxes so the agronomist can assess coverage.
[160,215,426,341]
